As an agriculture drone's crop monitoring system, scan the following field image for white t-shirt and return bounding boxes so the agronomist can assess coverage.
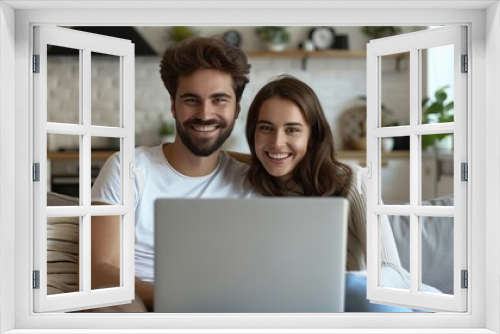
[91,144,258,282]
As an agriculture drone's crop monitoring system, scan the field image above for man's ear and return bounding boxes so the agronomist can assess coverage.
[170,99,176,119]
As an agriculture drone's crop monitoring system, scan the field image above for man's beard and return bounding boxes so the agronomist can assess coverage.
[176,118,235,157]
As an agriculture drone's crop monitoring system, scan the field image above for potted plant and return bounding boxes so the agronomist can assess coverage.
[167,26,197,42]
[255,26,290,51]
[158,120,176,143]
[422,85,454,149]
[361,26,401,39]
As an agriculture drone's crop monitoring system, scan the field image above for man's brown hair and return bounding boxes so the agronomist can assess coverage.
[159,36,250,102]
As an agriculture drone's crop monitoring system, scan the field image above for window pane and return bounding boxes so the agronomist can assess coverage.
[91,52,121,127]
[421,216,454,295]
[381,52,410,127]
[381,137,410,205]
[47,216,81,294]
[422,134,454,205]
[91,137,121,204]
[47,46,80,124]
[91,215,121,290]
[421,45,454,125]
[47,133,81,199]
[382,214,410,291]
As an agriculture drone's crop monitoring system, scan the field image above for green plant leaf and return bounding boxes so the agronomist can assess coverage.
[435,89,447,103]
[445,101,454,111]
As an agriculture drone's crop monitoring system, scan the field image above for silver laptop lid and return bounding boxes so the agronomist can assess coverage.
[154,197,348,313]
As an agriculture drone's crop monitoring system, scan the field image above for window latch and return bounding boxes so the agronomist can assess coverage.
[356,162,371,195]
[129,161,145,197]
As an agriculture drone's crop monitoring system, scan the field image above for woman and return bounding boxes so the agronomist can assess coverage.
[245,75,438,312]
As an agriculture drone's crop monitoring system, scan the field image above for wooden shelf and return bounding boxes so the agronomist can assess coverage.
[246,49,405,70]
[48,151,116,160]
[246,49,367,59]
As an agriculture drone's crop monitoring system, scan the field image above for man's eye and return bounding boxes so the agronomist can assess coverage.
[214,98,228,103]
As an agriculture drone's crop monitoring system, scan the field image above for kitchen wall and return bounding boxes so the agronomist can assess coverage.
[47,26,424,153]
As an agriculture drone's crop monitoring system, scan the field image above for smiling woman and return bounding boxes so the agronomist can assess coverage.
[245,75,443,312]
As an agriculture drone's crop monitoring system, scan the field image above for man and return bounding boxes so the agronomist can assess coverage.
[89,37,256,312]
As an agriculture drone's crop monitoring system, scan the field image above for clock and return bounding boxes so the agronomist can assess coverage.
[309,27,336,50]
[223,30,242,47]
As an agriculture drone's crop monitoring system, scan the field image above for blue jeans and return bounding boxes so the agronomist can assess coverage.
[345,273,426,312]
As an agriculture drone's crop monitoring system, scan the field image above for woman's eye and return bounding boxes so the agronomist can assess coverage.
[287,127,300,133]
[258,125,273,132]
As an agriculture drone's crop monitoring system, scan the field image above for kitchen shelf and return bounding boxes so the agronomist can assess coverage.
[246,49,367,59]
[47,150,116,160]
[246,49,406,70]
[247,49,367,70]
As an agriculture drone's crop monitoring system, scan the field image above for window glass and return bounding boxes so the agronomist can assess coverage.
[421,215,454,295]
[91,215,122,290]
[422,134,454,205]
[421,45,454,125]
[91,52,121,128]
[47,216,81,294]
[381,52,410,127]
[47,133,81,200]
[380,136,410,205]
[47,45,80,124]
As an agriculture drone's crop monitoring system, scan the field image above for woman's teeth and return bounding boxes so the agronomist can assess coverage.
[268,152,291,160]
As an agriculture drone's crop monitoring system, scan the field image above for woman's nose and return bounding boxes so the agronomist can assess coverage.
[271,130,286,146]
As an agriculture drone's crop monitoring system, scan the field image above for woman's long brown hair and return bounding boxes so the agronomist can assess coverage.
[245,75,352,197]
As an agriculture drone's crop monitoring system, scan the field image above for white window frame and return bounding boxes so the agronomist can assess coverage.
[1,1,499,333]
[365,26,467,312]
[32,25,136,313]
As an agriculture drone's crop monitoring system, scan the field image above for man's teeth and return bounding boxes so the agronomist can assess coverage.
[268,152,290,160]
[193,125,217,132]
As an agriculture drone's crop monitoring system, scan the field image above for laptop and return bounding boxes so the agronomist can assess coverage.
[154,197,349,313]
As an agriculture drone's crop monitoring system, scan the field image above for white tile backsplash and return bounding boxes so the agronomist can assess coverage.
[47,54,410,153]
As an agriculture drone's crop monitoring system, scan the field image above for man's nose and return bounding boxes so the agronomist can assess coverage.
[197,101,214,120]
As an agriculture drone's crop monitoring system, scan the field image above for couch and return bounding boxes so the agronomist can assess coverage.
[388,194,454,295]
[46,192,455,296]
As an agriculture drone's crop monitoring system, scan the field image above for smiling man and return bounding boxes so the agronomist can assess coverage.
[88,37,257,312]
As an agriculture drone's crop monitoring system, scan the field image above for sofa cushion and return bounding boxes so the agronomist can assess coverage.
[388,194,454,295]
[47,192,80,294]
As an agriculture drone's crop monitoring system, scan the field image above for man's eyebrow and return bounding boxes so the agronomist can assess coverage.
[211,92,233,99]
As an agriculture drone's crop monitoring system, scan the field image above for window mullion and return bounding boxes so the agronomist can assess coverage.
[80,48,92,294]
[409,47,420,295]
